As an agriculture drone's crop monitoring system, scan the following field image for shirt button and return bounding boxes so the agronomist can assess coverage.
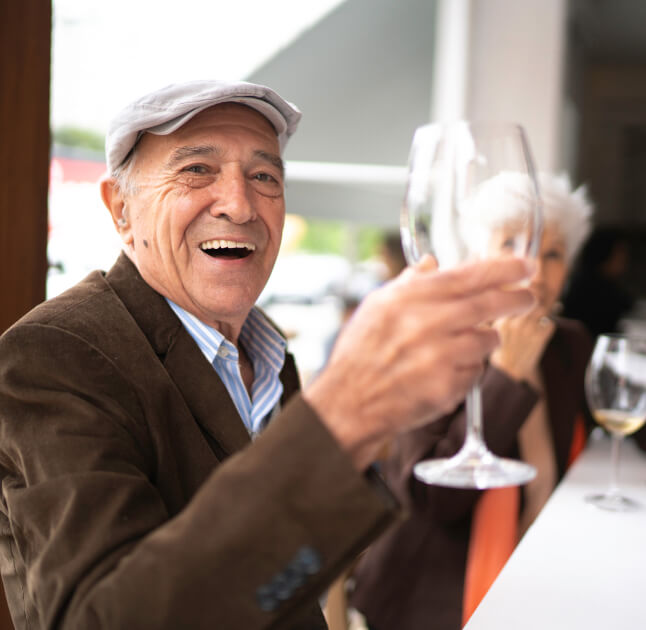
[218,346,229,358]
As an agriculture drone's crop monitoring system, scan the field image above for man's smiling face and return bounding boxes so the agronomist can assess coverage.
[114,103,285,340]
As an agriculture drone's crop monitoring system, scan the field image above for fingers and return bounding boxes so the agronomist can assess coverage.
[409,328,498,417]
[489,303,556,380]
[418,256,535,298]
[399,254,438,282]
[382,255,536,342]
[415,254,439,272]
[398,284,535,335]
[452,326,501,369]
[398,256,535,325]
[426,363,484,418]
[496,306,555,336]
[460,286,535,330]
[517,303,551,324]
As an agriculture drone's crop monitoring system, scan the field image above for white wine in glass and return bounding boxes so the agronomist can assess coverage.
[401,121,543,489]
[593,409,646,437]
[585,333,646,511]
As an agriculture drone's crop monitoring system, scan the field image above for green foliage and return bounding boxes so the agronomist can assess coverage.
[299,220,346,254]
[356,226,384,260]
[298,220,385,260]
[53,126,105,152]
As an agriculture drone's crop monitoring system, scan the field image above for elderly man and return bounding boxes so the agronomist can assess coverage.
[0,80,533,629]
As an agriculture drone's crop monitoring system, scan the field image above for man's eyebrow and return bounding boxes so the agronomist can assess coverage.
[254,150,284,176]
[164,145,284,176]
[165,145,219,169]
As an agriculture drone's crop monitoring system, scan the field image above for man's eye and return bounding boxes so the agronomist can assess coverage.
[250,171,283,198]
[253,172,278,184]
[182,164,209,175]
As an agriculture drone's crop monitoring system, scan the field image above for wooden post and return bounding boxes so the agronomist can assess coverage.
[0,2,51,627]
[0,1,51,334]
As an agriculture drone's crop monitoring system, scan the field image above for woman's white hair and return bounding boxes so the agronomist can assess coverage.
[458,171,593,264]
[537,172,593,261]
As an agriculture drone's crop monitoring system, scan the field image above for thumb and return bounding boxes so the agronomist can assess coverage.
[416,254,439,272]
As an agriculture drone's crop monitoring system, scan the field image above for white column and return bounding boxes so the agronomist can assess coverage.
[465,0,567,172]
[430,0,473,123]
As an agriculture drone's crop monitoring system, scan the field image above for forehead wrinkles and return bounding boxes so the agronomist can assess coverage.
[173,103,278,148]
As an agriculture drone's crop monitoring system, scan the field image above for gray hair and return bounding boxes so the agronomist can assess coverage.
[536,172,593,262]
[457,171,593,264]
[111,145,140,197]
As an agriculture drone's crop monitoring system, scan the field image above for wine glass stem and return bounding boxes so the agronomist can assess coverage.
[464,382,487,455]
[607,433,623,498]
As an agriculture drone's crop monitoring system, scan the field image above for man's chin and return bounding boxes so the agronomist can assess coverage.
[188,290,259,328]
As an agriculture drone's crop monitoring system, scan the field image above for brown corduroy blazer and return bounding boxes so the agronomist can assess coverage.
[0,253,397,630]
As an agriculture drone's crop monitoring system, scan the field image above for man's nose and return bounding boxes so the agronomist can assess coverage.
[209,167,256,223]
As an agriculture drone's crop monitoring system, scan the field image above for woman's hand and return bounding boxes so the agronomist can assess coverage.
[490,308,556,383]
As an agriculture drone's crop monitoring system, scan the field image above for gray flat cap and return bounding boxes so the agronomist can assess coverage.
[105,79,302,174]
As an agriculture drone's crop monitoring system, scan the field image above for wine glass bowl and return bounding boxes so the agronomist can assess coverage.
[401,121,543,489]
[584,333,646,510]
[401,122,542,270]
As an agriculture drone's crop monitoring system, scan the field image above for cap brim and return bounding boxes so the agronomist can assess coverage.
[148,96,288,140]
[105,80,301,173]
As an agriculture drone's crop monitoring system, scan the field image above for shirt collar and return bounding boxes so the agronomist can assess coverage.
[165,300,287,370]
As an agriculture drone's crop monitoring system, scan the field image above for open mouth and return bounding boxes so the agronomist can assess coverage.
[200,239,256,260]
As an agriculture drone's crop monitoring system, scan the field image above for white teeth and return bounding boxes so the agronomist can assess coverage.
[200,239,256,251]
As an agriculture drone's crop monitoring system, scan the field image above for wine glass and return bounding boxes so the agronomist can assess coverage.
[584,333,646,511]
[400,121,543,489]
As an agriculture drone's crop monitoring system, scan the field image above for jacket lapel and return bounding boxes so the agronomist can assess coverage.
[541,322,577,477]
[163,331,251,455]
[105,253,251,457]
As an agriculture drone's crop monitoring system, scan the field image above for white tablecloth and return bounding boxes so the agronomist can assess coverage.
[464,429,646,629]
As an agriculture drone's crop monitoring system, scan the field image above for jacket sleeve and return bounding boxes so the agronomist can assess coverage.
[0,322,399,630]
[382,365,538,524]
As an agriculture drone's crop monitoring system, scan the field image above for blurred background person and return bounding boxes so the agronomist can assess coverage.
[348,173,595,630]
[322,230,407,367]
[378,230,407,283]
[561,225,636,339]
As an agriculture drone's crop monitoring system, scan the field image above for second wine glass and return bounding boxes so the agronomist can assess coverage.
[401,121,543,489]
[584,333,646,511]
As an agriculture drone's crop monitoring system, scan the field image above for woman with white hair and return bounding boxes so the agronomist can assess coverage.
[349,173,594,630]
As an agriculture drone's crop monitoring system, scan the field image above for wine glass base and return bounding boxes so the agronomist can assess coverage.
[585,492,641,512]
[414,453,536,489]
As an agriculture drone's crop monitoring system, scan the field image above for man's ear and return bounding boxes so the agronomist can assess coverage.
[100,176,133,247]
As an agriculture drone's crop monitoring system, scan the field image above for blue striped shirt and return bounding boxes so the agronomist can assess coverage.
[167,300,287,437]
